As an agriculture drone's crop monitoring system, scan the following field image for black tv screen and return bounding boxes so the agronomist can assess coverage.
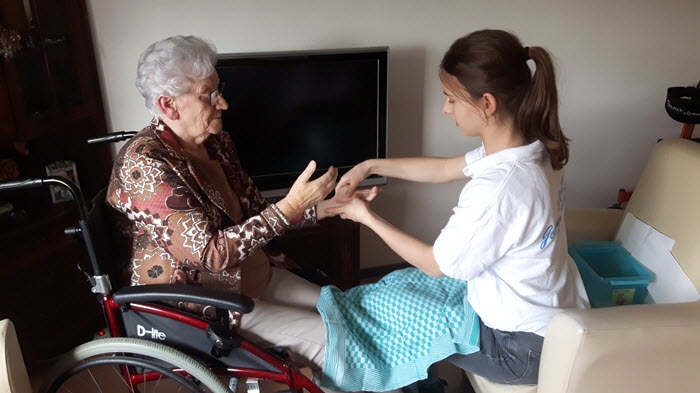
[216,47,388,199]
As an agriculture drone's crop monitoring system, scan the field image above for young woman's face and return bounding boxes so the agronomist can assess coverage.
[174,74,229,145]
[441,82,487,137]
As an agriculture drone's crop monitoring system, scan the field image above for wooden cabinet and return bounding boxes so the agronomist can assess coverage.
[1,0,111,196]
[0,0,110,372]
[272,216,360,291]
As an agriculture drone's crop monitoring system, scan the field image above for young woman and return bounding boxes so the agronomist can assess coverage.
[324,29,590,388]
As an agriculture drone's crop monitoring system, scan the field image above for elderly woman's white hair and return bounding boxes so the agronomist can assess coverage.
[135,35,218,118]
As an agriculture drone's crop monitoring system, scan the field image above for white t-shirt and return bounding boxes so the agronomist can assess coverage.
[433,140,589,336]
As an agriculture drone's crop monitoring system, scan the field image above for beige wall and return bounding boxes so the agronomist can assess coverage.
[86,0,700,269]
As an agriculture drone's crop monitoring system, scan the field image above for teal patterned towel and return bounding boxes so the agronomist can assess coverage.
[317,267,480,392]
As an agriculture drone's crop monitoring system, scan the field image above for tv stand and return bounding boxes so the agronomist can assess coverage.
[270,216,360,291]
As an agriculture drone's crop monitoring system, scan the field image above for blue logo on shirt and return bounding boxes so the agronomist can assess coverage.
[540,216,562,249]
[541,177,566,249]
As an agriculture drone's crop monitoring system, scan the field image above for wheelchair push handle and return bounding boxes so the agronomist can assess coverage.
[0,176,86,216]
[87,131,138,144]
[0,177,46,191]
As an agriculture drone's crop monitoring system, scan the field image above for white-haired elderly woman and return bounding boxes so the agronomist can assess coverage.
[106,35,374,370]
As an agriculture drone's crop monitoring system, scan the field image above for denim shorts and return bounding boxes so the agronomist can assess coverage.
[446,319,544,385]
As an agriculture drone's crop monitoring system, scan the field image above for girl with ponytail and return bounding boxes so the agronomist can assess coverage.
[321,30,589,390]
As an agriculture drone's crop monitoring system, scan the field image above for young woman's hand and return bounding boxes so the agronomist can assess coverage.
[277,160,337,219]
[335,160,372,200]
[323,186,380,223]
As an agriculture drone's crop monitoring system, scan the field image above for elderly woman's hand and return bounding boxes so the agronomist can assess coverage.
[276,160,337,220]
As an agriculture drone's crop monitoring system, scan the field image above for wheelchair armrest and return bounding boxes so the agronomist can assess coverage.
[112,284,254,314]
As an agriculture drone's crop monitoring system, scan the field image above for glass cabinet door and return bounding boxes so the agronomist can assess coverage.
[1,0,96,141]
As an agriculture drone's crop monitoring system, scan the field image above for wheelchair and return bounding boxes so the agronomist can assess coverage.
[0,132,325,393]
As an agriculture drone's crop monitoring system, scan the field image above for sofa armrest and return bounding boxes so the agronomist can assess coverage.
[538,301,700,393]
[565,208,624,246]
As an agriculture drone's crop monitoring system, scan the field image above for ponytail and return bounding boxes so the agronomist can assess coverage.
[516,46,569,170]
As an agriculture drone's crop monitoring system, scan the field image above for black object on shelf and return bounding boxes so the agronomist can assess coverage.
[666,82,700,124]
[666,81,700,141]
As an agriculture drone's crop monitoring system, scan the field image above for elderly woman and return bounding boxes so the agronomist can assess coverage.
[106,35,368,370]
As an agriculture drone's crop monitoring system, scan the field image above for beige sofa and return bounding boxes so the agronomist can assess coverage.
[467,138,700,393]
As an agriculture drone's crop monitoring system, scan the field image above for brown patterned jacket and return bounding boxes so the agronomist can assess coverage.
[106,119,316,323]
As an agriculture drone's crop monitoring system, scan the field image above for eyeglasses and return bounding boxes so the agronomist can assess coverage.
[205,82,225,106]
[190,82,225,106]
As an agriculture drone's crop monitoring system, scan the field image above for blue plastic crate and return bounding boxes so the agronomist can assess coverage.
[569,241,653,308]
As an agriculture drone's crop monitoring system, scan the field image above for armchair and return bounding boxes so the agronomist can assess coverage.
[1,319,32,393]
[466,138,700,393]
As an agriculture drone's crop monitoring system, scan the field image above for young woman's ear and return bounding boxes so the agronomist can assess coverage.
[481,93,498,118]
[156,96,180,120]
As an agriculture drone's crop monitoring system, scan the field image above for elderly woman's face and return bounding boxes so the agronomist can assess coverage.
[174,73,229,145]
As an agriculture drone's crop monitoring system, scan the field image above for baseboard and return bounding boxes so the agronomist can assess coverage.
[358,262,411,280]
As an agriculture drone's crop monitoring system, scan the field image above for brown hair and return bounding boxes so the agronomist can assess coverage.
[439,29,569,169]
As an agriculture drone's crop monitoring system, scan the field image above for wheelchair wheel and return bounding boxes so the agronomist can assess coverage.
[39,337,230,393]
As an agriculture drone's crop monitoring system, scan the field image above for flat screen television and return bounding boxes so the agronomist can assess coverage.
[216,47,388,199]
